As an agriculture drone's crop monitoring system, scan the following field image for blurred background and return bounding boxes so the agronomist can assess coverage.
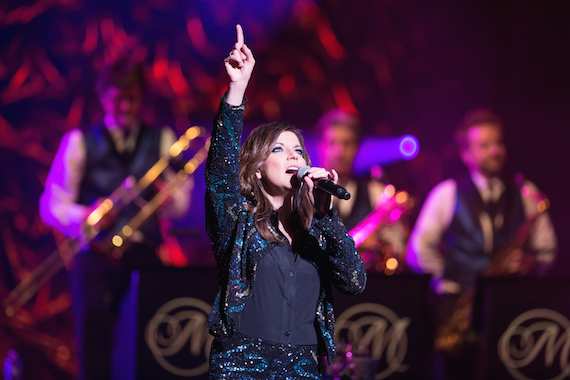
[1,0,569,378]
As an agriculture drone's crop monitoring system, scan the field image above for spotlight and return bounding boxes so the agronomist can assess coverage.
[353,135,420,175]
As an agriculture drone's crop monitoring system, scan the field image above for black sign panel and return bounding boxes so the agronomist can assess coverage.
[116,267,218,380]
[473,277,570,380]
[331,273,434,380]
[117,270,435,379]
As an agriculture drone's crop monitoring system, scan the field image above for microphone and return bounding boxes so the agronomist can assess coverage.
[296,165,351,200]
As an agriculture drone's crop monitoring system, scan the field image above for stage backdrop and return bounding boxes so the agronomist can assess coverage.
[2,0,570,378]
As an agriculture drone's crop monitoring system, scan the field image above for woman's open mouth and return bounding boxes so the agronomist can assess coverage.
[286,166,299,174]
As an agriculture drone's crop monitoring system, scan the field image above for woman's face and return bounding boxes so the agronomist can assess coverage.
[256,131,307,196]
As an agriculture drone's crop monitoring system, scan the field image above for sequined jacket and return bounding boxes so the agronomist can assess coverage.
[205,95,367,361]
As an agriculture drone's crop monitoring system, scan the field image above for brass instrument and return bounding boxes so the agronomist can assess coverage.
[2,126,210,318]
[349,184,414,275]
[434,185,550,354]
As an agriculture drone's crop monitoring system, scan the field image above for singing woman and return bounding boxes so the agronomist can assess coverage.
[205,25,367,379]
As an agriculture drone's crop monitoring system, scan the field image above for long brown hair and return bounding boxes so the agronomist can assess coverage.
[239,122,314,243]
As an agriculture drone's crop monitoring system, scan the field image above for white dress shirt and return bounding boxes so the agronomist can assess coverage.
[406,171,557,294]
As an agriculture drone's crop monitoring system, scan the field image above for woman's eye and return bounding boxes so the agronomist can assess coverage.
[272,147,283,153]
[295,149,304,155]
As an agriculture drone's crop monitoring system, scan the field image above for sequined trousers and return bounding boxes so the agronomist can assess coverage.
[208,332,323,379]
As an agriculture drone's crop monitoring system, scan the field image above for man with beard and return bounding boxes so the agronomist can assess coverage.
[406,108,557,380]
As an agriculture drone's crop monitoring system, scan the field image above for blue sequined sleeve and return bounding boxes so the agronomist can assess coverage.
[205,95,246,263]
[314,208,367,295]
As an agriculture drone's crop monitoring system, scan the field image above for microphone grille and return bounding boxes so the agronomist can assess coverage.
[296,165,311,180]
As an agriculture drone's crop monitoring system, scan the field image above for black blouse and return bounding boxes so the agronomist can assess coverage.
[236,242,320,345]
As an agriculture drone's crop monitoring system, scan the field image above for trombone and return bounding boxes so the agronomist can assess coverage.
[2,126,210,318]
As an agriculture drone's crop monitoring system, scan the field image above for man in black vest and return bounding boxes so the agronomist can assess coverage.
[39,58,191,380]
[315,108,409,273]
[406,108,557,379]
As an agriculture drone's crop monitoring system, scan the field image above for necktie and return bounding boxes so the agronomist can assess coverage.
[485,180,500,226]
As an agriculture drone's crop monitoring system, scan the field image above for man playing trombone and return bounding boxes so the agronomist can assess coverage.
[39,57,192,380]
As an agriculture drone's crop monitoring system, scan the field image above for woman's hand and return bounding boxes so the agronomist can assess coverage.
[225,24,255,106]
[303,167,338,216]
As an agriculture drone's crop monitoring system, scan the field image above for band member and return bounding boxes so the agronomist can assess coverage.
[39,57,191,380]
[316,109,409,272]
[205,25,366,379]
[406,108,557,379]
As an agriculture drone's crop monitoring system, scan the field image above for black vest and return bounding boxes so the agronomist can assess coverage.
[340,177,374,231]
[442,175,526,292]
[79,124,163,249]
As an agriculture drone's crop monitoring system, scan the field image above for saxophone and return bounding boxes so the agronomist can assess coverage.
[434,183,550,354]
[349,184,413,275]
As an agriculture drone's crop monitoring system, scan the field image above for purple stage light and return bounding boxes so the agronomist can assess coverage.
[352,135,420,175]
[399,135,419,158]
